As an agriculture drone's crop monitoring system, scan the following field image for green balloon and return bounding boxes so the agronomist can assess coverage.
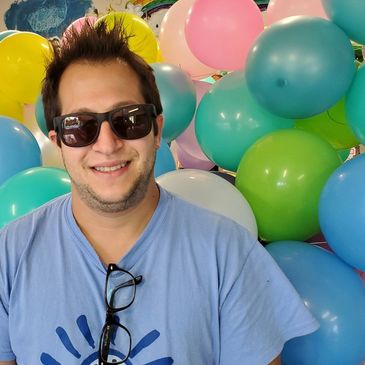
[195,71,294,172]
[0,167,71,228]
[295,97,359,150]
[337,148,351,162]
[235,129,342,242]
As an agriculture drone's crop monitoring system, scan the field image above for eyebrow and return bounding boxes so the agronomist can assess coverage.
[62,101,144,114]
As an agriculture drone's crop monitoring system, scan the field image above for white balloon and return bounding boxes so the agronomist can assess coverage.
[157,169,258,237]
[23,104,64,169]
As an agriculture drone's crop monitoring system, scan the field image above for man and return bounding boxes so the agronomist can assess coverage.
[0,21,318,365]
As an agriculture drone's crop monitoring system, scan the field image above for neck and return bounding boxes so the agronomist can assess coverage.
[71,182,160,264]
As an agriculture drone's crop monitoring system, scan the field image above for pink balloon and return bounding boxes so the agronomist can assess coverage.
[176,144,215,170]
[176,80,212,160]
[266,0,328,26]
[159,0,216,79]
[63,16,97,37]
[185,0,264,71]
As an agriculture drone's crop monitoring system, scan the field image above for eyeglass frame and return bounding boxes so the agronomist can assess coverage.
[53,103,157,147]
[99,263,143,365]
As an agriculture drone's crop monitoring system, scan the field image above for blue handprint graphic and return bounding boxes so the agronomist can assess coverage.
[40,314,173,365]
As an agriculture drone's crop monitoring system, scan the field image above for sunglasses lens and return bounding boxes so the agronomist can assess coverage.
[111,108,152,140]
[61,115,98,147]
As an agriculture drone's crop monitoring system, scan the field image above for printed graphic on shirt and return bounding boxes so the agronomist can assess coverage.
[40,314,173,365]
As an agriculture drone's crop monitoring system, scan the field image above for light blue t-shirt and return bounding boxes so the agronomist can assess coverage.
[0,187,318,365]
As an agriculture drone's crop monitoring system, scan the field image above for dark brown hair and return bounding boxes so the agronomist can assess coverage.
[42,18,162,137]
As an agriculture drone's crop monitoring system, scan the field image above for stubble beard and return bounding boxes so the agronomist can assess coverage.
[64,153,156,214]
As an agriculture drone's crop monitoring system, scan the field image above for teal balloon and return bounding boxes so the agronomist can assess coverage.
[322,0,365,44]
[0,116,41,186]
[246,16,356,119]
[267,241,365,365]
[35,94,48,136]
[346,63,365,144]
[151,63,196,142]
[0,167,71,228]
[195,71,294,172]
[154,139,176,178]
[0,30,18,42]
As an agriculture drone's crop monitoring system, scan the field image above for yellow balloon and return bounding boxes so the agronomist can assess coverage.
[0,32,53,104]
[0,91,24,122]
[96,12,159,63]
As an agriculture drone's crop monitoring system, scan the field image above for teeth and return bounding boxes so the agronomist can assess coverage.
[94,163,127,172]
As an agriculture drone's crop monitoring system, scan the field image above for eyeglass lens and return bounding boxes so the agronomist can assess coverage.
[106,270,136,310]
[58,104,154,147]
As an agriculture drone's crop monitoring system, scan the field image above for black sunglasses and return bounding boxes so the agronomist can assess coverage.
[53,103,157,147]
[99,264,143,365]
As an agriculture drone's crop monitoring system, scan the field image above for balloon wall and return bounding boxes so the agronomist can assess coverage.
[1,2,365,363]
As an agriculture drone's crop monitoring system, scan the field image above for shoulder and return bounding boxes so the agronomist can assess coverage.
[0,193,71,265]
[159,186,258,263]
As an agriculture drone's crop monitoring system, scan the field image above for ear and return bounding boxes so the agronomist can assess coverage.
[154,114,164,149]
[48,130,60,147]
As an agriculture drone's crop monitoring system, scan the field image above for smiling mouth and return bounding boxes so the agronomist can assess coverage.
[93,162,129,172]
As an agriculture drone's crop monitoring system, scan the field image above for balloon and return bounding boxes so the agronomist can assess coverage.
[175,143,215,170]
[151,63,196,142]
[23,104,64,169]
[337,148,351,162]
[0,167,71,228]
[157,169,258,237]
[159,0,217,79]
[321,0,365,44]
[63,15,97,37]
[195,71,294,171]
[319,153,365,272]
[0,30,19,42]
[175,80,212,160]
[235,129,342,242]
[0,32,53,104]
[96,12,159,64]
[266,241,365,365]
[0,91,24,122]
[346,63,365,145]
[0,116,42,186]
[295,97,359,150]
[246,16,356,119]
[185,0,264,71]
[266,0,327,26]
[154,139,176,177]
[35,94,48,137]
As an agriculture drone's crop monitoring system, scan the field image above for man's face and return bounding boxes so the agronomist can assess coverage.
[49,60,162,213]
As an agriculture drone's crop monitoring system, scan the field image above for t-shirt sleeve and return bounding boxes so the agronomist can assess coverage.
[219,234,319,365]
[0,230,16,361]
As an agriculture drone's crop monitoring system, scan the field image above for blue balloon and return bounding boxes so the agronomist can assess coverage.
[267,241,365,365]
[151,63,196,142]
[246,16,355,119]
[319,153,365,271]
[154,139,176,178]
[0,116,42,186]
[35,94,48,137]
[322,0,365,44]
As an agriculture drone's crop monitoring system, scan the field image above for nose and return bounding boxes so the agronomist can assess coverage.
[92,121,123,154]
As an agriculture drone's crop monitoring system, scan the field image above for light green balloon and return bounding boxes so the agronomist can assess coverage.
[295,97,359,150]
[235,129,342,242]
[0,167,71,228]
[195,71,294,172]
